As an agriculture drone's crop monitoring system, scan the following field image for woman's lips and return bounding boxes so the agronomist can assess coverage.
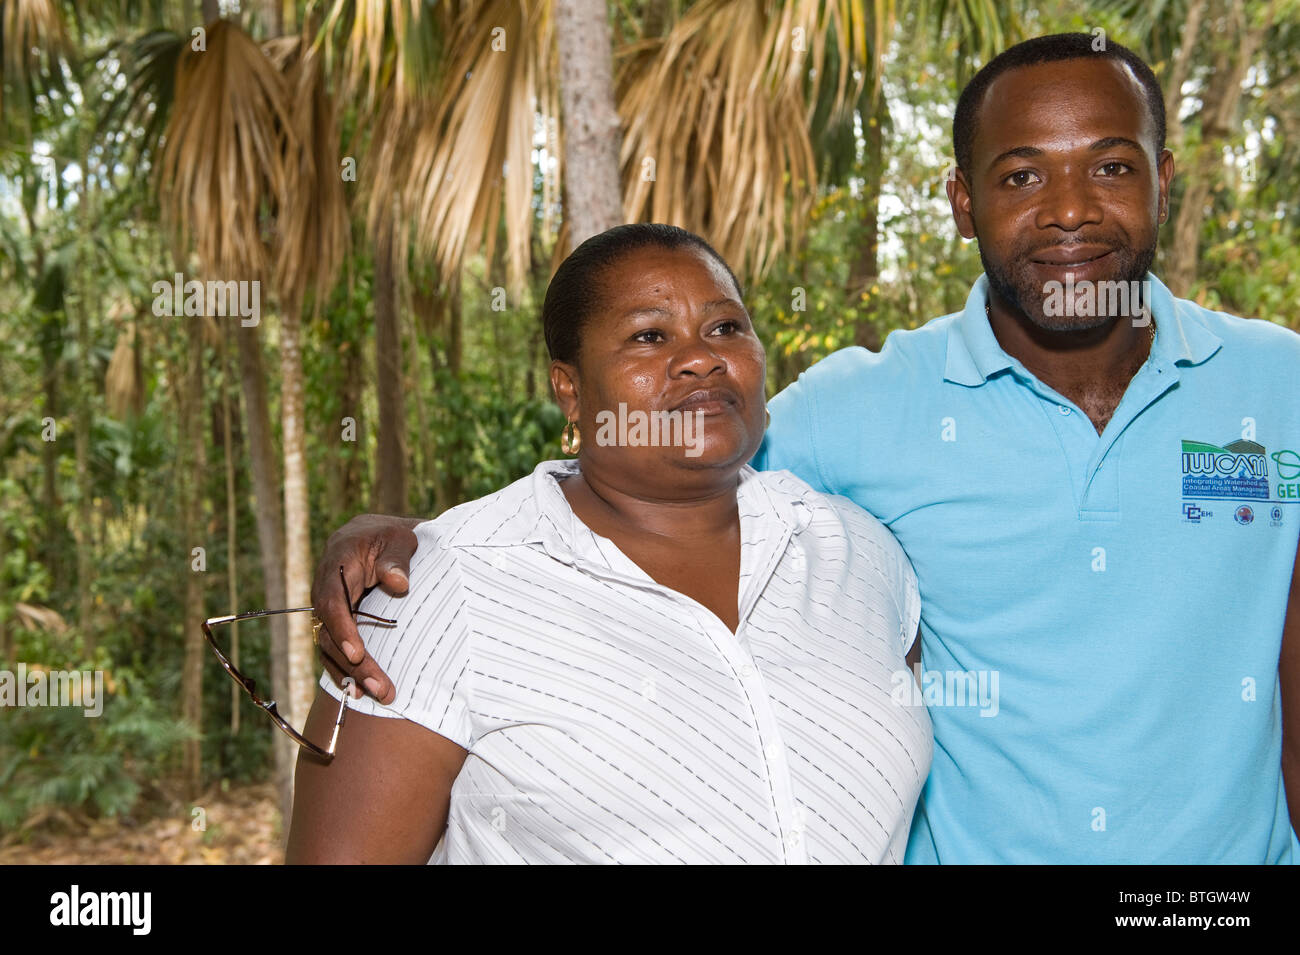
[670,389,739,415]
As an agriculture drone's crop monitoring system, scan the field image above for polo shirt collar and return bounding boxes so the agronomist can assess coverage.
[944,274,1012,386]
[1144,273,1223,367]
[943,271,1223,387]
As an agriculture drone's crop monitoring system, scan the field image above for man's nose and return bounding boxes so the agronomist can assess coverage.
[1034,169,1103,231]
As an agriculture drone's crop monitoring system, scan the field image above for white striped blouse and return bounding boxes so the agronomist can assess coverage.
[320,459,932,864]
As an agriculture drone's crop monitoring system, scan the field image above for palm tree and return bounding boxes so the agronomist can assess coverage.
[324,0,889,297]
[155,13,348,810]
[1,0,68,121]
[555,0,623,242]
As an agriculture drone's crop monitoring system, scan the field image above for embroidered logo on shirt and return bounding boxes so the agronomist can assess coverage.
[1181,439,1269,500]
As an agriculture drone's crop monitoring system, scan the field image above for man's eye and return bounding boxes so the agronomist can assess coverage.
[1005,170,1040,188]
[632,329,664,343]
[710,320,741,335]
[1098,162,1131,177]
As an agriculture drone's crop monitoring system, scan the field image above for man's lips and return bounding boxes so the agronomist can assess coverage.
[669,388,740,415]
[1028,245,1115,267]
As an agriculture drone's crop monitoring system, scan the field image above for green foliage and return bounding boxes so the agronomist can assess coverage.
[1,0,1297,838]
[0,668,195,832]
[428,366,569,504]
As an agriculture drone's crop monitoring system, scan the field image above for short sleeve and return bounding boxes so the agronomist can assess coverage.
[319,521,475,749]
[752,373,832,492]
[824,493,922,657]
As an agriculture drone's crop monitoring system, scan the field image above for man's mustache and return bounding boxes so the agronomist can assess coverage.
[1021,239,1121,260]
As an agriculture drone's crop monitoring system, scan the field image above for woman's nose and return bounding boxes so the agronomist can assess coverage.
[669,339,726,377]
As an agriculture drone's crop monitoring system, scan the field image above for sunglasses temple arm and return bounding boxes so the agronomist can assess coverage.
[328,678,356,754]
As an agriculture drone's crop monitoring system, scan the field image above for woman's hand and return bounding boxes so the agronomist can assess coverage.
[311,514,422,705]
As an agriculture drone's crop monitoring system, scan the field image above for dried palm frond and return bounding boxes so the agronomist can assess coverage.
[264,32,349,313]
[315,0,443,107]
[617,0,840,279]
[374,0,558,296]
[1,0,70,117]
[157,20,296,284]
[15,601,67,634]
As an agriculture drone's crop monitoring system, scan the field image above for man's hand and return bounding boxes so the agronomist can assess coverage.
[311,514,422,705]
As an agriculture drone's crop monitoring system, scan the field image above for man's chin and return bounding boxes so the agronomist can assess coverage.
[1020,308,1117,334]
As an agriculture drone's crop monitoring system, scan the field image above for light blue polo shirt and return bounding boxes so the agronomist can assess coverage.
[754,273,1300,863]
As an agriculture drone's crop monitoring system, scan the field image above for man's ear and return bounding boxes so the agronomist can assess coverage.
[1156,148,1175,224]
[549,360,580,421]
[948,168,976,240]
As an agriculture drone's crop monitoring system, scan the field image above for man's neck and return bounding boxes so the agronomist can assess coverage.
[985,295,1154,434]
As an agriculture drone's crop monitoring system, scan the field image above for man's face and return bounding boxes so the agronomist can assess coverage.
[948,57,1175,331]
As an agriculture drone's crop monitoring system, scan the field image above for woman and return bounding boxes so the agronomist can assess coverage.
[287,224,930,864]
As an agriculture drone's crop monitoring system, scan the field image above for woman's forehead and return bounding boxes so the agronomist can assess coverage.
[599,245,741,307]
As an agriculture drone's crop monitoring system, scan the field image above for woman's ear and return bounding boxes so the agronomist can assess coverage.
[549,360,580,421]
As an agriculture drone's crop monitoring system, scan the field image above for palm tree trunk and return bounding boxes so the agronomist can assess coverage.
[443,288,465,509]
[406,302,431,502]
[73,281,95,655]
[554,0,624,247]
[849,94,888,352]
[220,329,240,735]
[234,323,294,819]
[180,320,207,795]
[372,220,407,513]
[326,312,364,526]
[279,305,316,780]
[39,312,62,582]
[0,531,9,663]
[74,135,96,655]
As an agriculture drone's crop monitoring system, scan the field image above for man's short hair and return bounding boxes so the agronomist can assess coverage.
[953,32,1166,174]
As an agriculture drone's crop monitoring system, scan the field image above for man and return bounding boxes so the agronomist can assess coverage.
[310,33,1300,863]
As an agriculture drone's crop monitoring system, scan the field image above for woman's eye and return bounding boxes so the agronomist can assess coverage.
[710,320,741,335]
[1005,169,1040,188]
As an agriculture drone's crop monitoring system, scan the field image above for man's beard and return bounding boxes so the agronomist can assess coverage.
[979,234,1158,332]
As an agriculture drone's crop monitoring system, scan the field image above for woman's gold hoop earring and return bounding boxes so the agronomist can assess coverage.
[561,420,582,455]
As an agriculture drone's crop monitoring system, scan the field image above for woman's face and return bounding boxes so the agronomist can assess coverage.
[550,244,767,491]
